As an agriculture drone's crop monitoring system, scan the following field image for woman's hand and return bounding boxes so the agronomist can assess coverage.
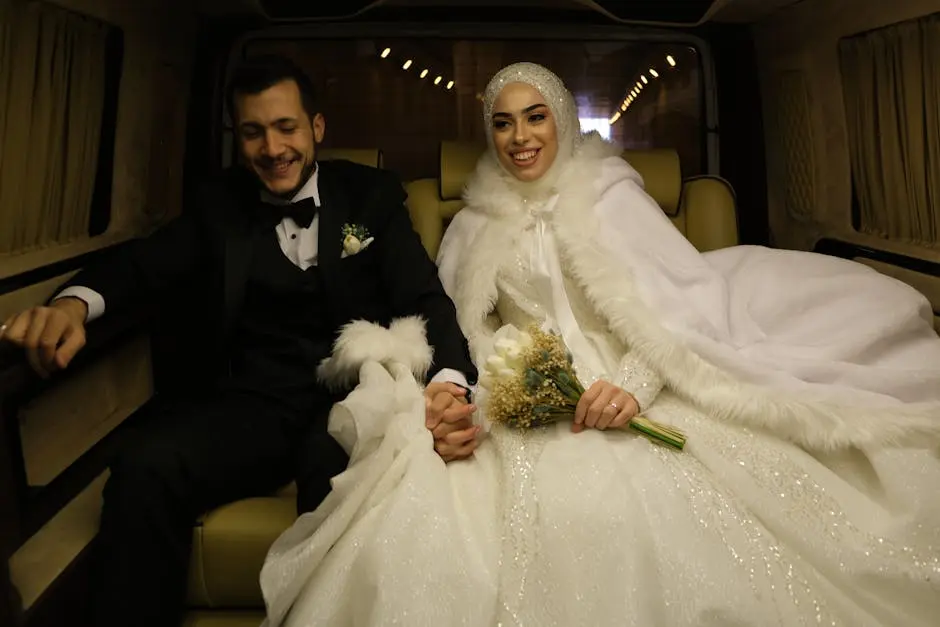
[573,380,639,433]
[424,382,480,462]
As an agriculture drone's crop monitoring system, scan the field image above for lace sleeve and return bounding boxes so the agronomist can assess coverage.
[617,352,663,412]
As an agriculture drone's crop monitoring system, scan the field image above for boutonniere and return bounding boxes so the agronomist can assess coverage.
[341,223,374,258]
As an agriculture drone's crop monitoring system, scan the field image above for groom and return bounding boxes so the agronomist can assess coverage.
[0,55,478,626]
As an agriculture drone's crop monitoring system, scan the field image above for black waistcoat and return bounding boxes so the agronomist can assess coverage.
[225,230,336,413]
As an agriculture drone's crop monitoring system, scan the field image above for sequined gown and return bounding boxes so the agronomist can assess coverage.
[261,226,940,627]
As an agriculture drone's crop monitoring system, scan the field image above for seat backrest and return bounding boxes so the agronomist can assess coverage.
[620,148,739,252]
[405,140,739,259]
[405,141,485,259]
[318,147,384,168]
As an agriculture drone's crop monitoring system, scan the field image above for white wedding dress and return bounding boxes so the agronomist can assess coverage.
[259,224,940,626]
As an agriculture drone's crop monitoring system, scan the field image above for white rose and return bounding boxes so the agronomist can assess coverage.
[485,355,508,376]
[495,336,527,370]
[343,234,361,254]
[502,344,523,370]
[494,337,517,355]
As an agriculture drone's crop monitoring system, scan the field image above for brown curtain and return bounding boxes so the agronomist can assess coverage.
[840,14,940,247]
[0,2,109,254]
[0,0,21,206]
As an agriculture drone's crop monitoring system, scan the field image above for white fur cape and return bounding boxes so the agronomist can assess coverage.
[436,134,940,452]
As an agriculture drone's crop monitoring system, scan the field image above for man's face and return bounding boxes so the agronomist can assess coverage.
[233,78,324,197]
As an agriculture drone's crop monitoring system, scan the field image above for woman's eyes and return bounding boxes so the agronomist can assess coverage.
[493,114,545,130]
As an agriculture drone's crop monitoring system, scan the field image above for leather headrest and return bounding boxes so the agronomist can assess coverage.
[440,140,485,200]
[621,149,681,216]
[318,148,384,168]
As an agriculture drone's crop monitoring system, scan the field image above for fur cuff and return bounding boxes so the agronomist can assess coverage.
[317,317,433,390]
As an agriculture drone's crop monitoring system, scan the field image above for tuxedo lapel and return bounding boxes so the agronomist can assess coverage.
[315,162,350,309]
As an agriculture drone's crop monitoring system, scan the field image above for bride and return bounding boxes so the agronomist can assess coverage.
[259,62,940,626]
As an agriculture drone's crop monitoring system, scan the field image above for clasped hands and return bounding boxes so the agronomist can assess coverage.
[423,379,639,462]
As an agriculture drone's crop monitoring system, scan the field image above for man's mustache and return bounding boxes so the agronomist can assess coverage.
[256,152,300,167]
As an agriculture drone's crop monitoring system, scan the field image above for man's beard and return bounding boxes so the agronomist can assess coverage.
[249,145,318,199]
[273,157,316,199]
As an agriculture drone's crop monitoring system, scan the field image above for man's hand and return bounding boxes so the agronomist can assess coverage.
[0,297,88,378]
[572,380,638,433]
[424,382,479,462]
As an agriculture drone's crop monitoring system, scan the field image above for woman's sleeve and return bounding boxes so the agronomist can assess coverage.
[616,351,663,412]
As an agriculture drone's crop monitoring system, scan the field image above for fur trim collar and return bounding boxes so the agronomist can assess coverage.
[455,134,624,356]
[464,133,624,218]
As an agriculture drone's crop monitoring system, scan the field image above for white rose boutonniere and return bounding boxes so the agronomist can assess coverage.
[341,223,374,258]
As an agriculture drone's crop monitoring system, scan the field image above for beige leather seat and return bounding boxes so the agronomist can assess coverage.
[182,147,382,627]
[318,147,384,168]
[405,141,739,259]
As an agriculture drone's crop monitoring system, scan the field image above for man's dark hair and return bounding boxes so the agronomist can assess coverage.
[225,54,321,123]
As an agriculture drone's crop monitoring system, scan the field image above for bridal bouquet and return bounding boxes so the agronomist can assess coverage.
[479,323,686,450]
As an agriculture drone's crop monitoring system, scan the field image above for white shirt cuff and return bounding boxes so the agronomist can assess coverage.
[54,286,105,323]
[429,368,471,390]
[430,368,485,431]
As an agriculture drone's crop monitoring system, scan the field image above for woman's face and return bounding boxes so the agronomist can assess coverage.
[490,82,559,182]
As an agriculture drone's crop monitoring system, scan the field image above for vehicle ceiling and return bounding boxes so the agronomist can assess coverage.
[195,0,810,26]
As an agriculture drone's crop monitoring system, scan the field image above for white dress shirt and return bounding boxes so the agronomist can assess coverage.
[56,165,469,389]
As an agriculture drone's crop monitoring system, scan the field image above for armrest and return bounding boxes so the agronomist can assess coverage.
[0,305,151,401]
[0,305,152,551]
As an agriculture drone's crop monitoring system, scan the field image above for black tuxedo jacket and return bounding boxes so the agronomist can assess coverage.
[60,159,477,386]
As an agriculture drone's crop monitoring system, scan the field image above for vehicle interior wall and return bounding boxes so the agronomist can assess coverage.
[0,0,195,285]
[1,0,197,618]
[753,0,940,329]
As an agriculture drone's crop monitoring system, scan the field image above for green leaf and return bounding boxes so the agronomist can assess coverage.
[523,369,545,392]
[549,370,581,401]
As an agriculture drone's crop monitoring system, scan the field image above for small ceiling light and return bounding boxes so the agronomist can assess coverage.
[446,80,454,89]
[381,48,391,58]
[649,68,659,78]
[641,75,648,84]
[434,76,442,85]
[402,59,412,70]
[420,69,429,78]
[666,55,676,67]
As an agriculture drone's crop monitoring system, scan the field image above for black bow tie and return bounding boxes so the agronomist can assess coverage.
[258,197,318,228]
